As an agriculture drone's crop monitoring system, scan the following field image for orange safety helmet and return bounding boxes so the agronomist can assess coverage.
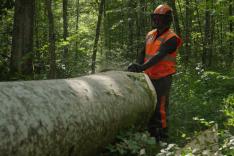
[153,4,172,15]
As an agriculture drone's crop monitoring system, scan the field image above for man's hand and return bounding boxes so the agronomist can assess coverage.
[128,63,143,73]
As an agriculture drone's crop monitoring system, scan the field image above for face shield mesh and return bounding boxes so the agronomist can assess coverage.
[150,12,172,29]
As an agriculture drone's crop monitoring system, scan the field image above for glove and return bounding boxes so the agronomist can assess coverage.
[128,63,143,73]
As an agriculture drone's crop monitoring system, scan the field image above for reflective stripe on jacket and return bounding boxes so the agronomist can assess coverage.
[144,29,182,79]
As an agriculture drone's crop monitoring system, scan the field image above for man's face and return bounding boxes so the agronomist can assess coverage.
[151,14,166,30]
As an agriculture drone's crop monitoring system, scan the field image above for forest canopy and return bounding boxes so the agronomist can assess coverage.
[0,0,233,80]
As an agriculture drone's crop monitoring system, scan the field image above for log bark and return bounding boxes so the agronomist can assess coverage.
[0,71,156,156]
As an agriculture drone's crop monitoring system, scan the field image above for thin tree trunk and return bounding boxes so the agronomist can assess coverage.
[10,0,35,77]
[74,0,80,67]
[104,1,111,58]
[194,0,203,62]
[220,11,223,52]
[167,0,181,37]
[136,0,146,60]
[63,0,68,70]
[136,0,141,60]
[103,1,108,61]
[208,0,215,67]
[228,0,233,66]
[177,0,186,63]
[34,0,40,75]
[194,0,203,39]
[185,0,191,65]
[45,0,56,78]
[121,0,124,49]
[127,0,134,58]
[91,0,105,74]
[141,0,146,35]
[202,0,211,68]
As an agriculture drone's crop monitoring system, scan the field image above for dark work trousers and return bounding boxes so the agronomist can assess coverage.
[148,75,172,141]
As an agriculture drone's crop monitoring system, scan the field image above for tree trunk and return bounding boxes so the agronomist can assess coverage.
[0,71,156,156]
[184,0,191,65]
[167,0,181,37]
[193,0,203,62]
[63,0,68,70]
[220,10,223,56]
[136,0,141,59]
[45,0,56,78]
[194,0,203,40]
[91,0,105,74]
[10,0,35,76]
[208,0,215,67]
[185,0,191,64]
[202,0,211,68]
[177,0,185,31]
[103,1,112,60]
[136,0,146,61]
[127,0,134,58]
[121,0,124,50]
[228,0,233,67]
[34,1,41,76]
[74,0,80,67]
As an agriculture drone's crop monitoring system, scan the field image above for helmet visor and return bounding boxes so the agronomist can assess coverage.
[150,13,172,29]
[151,14,161,21]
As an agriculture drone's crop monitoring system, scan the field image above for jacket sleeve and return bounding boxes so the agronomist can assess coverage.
[137,46,145,65]
[141,36,178,71]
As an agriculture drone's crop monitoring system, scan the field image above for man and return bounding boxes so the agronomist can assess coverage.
[128,4,182,142]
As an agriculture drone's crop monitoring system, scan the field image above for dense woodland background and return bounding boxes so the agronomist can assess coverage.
[0,0,233,155]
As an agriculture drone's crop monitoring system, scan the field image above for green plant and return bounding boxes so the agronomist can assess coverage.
[103,131,159,156]
[219,130,234,155]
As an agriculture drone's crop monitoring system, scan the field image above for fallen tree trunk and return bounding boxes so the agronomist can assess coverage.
[0,71,156,156]
[176,125,219,156]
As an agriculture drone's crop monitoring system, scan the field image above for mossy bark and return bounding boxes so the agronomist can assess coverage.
[0,71,156,156]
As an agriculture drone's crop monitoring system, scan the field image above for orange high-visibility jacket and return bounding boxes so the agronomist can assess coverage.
[144,29,182,79]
